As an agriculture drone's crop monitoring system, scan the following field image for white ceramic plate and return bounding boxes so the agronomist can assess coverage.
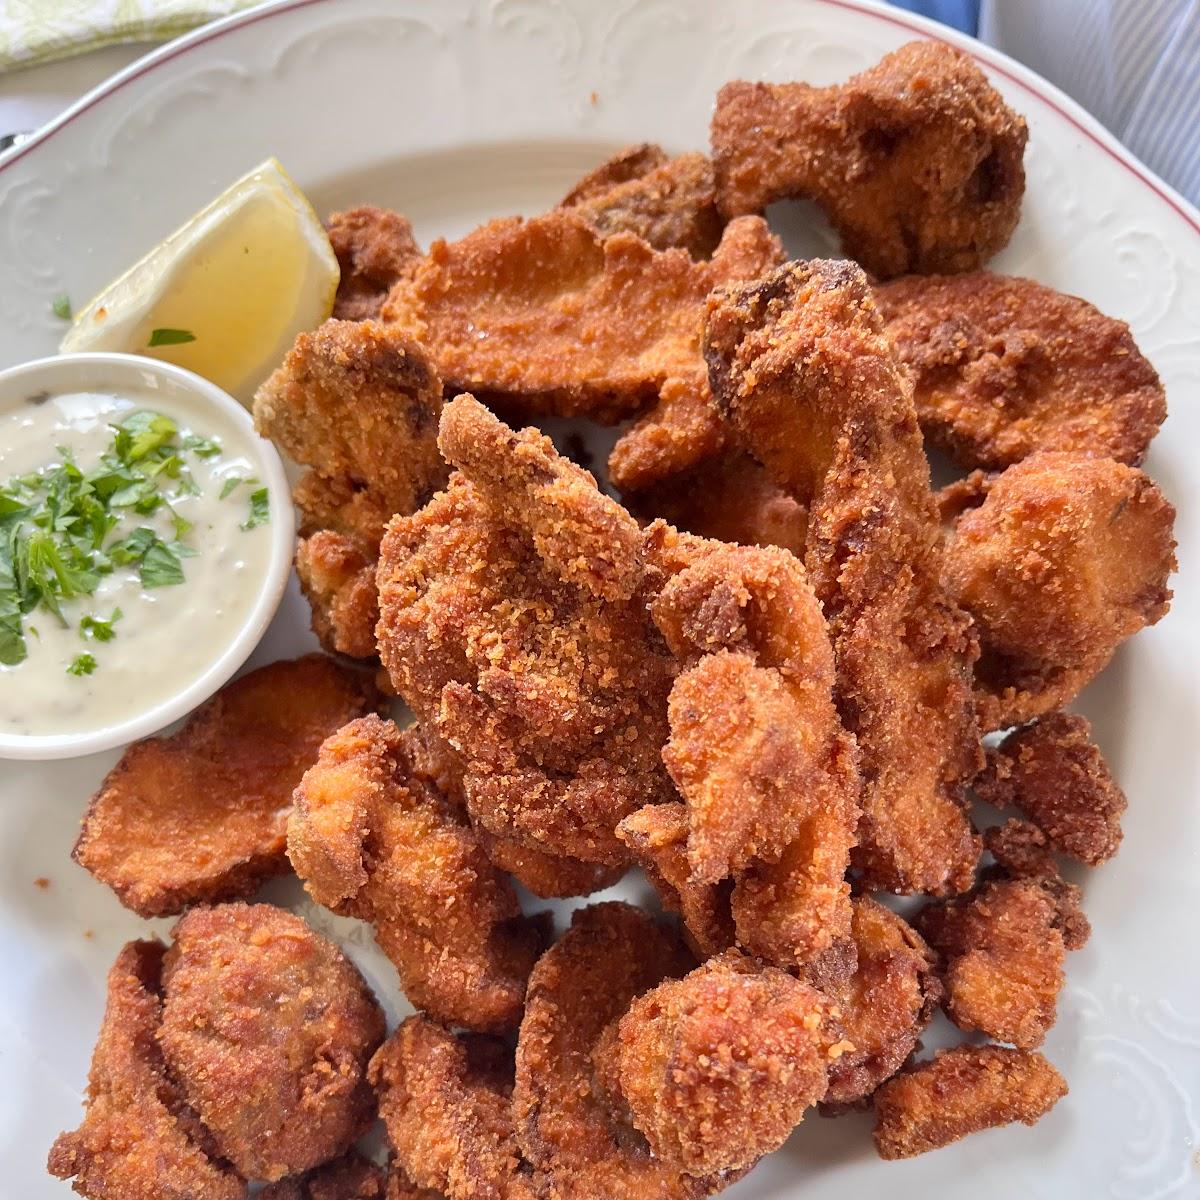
[2,2,1198,1197]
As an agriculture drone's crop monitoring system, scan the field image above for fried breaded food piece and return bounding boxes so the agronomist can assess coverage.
[627,452,808,556]
[296,531,381,658]
[48,941,246,1200]
[159,903,384,1182]
[975,712,1127,865]
[915,879,1069,1048]
[381,210,781,421]
[72,655,379,918]
[873,1046,1067,1159]
[513,903,707,1200]
[944,451,1176,728]
[875,272,1165,469]
[705,259,982,895]
[290,714,546,1032]
[258,1152,388,1200]
[823,898,941,1109]
[377,397,677,866]
[604,950,845,1176]
[327,206,423,321]
[712,41,1027,277]
[561,145,723,257]
[370,1016,538,1200]
[254,319,447,544]
[475,825,626,898]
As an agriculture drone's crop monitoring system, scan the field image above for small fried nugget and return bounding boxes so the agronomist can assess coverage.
[258,1152,387,1200]
[875,272,1165,469]
[289,714,546,1032]
[296,530,381,658]
[916,879,1068,1048]
[823,898,941,1109]
[380,209,781,421]
[159,903,385,1182]
[254,319,447,544]
[944,451,1176,729]
[561,146,724,258]
[475,826,626,898]
[605,950,845,1176]
[48,941,246,1200]
[711,41,1027,277]
[370,1016,537,1200]
[73,655,379,917]
[327,206,423,322]
[975,712,1127,866]
[513,903,706,1200]
[873,1046,1067,1159]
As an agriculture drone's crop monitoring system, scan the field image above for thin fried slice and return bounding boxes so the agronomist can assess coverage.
[381,210,781,421]
[704,259,982,895]
[873,1046,1066,1159]
[712,41,1027,277]
[47,941,246,1200]
[289,714,546,1032]
[73,655,380,917]
[875,272,1165,469]
[559,143,669,204]
[296,530,380,658]
[327,206,423,321]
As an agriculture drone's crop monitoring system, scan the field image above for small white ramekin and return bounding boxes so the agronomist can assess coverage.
[0,352,294,760]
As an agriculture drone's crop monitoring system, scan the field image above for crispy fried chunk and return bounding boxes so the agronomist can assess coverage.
[327,206,423,321]
[258,1152,387,1200]
[296,531,381,658]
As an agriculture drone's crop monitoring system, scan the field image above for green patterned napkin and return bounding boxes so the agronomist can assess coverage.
[0,1,265,72]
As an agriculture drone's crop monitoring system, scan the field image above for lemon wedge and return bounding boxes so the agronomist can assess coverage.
[61,157,339,403]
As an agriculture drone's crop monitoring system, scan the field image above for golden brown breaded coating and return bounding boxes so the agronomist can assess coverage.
[873,1046,1067,1159]
[254,319,447,545]
[475,825,626,899]
[704,259,982,895]
[370,1016,537,1200]
[823,898,941,1109]
[72,655,379,918]
[916,879,1067,1048]
[327,206,423,322]
[258,1152,388,1200]
[976,712,1127,865]
[513,903,706,1200]
[380,210,781,421]
[377,397,678,867]
[875,272,1165,469]
[561,146,724,258]
[944,451,1176,729]
[296,530,381,658]
[158,903,384,1182]
[48,941,246,1200]
[711,41,1027,277]
[606,950,845,1176]
[385,1168,445,1200]
[289,714,546,1032]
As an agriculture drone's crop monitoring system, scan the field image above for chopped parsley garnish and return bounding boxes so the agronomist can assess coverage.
[0,409,215,669]
[219,475,253,500]
[67,653,97,677]
[241,486,270,531]
[148,328,196,347]
[52,295,72,320]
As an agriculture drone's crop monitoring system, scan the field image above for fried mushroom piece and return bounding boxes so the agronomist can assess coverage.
[704,259,982,896]
[944,451,1176,729]
[712,41,1027,277]
[289,714,546,1032]
[381,209,781,421]
[513,903,709,1200]
[327,206,423,322]
[377,397,678,867]
[915,879,1070,1048]
[976,712,1127,865]
[875,272,1165,469]
[258,1152,388,1200]
[560,145,724,257]
[603,950,846,1177]
[48,941,246,1200]
[370,1016,537,1200]
[873,1046,1067,1159]
[73,655,379,918]
[159,903,384,1183]
[822,898,941,1109]
[296,531,381,659]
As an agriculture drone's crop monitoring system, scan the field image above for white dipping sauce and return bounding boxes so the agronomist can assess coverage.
[0,388,273,738]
